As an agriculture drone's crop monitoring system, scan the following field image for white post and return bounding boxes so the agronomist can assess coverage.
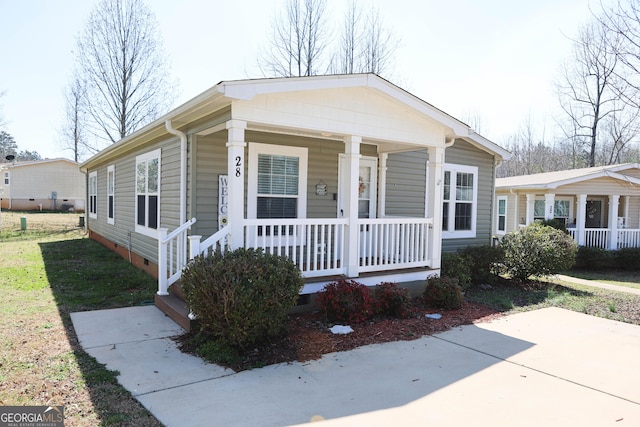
[544,193,555,220]
[378,153,388,218]
[226,120,247,250]
[427,146,445,270]
[577,194,587,246]
[157,228,169,295]
[609,194,620,250]
[526,194,534,225]
[189,235,202,260]
[344,135,361,277]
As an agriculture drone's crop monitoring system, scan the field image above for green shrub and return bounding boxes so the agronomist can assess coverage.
[374,282,412,318]
[574,247,615,270]
[317,279,374,323]
[459,244,504,285]
[423,276,463,310]
[441,252,472,290]
[541,218,567,232]
[501,223,578,281]
[613,248,640,271]
[181,248,303,350]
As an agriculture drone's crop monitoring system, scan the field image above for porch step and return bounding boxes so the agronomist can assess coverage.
[169,281,186,300]
[154,292,192,332]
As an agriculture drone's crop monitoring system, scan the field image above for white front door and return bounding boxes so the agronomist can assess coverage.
[338,155,378,219]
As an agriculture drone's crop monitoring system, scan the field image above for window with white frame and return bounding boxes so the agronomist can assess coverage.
[135,150,160,236]
[442,164,478,239]
[534,197,572,225]
[107,165,115,225]
[3,172,8,185]
[497,196,507,234]
[88,171,97,219]
[248,143,307,238]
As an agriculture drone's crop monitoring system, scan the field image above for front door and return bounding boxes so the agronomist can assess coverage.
[585,200,602,228]
[337,156,378,219]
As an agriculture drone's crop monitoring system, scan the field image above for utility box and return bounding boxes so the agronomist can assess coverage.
[20,216,27,231]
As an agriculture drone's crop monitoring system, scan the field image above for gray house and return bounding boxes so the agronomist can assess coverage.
[80,74,510,327]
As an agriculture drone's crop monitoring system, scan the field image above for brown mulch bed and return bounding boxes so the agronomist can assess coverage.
[177,300,503,372]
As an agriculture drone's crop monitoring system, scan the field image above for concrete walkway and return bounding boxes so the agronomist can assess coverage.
[555,274,640,296]
[71,305,640,426]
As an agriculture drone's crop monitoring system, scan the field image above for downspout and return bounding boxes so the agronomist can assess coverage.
[165,120,187,224]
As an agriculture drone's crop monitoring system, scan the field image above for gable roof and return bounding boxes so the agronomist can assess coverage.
[81,74,510,169]
[496,163,640,190]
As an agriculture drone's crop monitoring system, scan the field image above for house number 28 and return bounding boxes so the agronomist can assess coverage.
[235,156,242,177]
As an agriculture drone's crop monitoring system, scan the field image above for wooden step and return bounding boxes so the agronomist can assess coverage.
[154,292,192,332]
[169,281,186,300]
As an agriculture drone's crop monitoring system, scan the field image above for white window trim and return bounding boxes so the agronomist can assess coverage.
[3,171,9,186]
[496,195,507,235]
[135,149,161,238]
[88,171,98,219]
[442,163,478,239]
[107,165,115,225]
[247,142,308,220]
[533,196,573,223]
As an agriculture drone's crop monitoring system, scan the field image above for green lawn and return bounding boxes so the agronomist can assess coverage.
[561,269,640,290]
[0,212,162,426]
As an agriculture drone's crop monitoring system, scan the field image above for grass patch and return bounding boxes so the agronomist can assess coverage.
[0,212,162,426]
[563,269,640,290]
[466,278,640,325]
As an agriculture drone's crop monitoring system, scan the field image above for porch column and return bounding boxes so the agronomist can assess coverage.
[427,146,445,270]
[344,135,361,277]
[526,194,535,225]
[544,193,555,220]
[226,120,247,250]
[608,194,620,250]
[576,194,587,246]
[377,153,388,218]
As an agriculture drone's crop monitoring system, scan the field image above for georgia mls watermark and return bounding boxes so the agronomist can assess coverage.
[0,406,64,427]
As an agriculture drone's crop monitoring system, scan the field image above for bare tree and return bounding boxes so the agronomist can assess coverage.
[60,74,89,162]
[74,0,176,148]
[555,21,624,167]
[332,1,400,78]
[261,0,330,77]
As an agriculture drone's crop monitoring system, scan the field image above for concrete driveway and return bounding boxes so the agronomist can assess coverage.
[71,306,640,426]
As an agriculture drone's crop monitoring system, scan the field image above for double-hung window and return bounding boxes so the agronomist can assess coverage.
[135,150,160,236]
[3,172,8,185]
[88,171,97,219]
[107,165,115,225]
[248,143,307,239]
[497,196,507,234]
[442,164,478,239]
[534,197,571,225]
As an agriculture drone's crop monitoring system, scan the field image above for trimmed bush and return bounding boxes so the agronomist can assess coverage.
[574,247,615,270]
[181,248,303,350]
[441,252,472,290]
[541,218,567,232]
[459,244,504,285]
[613,248,640,271]
[501,223,578,281]
[423,276,463,310]
[374,282,412,318]
[317,279,374,323]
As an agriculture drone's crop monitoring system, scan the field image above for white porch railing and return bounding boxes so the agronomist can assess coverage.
[618,229,640,249]
[158,217,196,295]
[159,216,435,293]
[244,218,347,278]
[358,218,432,272]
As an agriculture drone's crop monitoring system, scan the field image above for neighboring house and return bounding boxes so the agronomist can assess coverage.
[494,163,640,250]
[0,158,85,212]
[79,74,510,327]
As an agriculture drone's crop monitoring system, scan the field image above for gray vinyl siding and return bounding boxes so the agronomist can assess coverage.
[190,131,378,239]
[385,149,427,217]
[87,136,182,265]
[442,139,496,253]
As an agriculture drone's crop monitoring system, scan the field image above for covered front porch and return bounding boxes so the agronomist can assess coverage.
[521,193,640,250]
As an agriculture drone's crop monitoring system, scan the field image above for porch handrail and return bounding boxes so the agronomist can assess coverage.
[189,226,231,258]
[158,217,197,295]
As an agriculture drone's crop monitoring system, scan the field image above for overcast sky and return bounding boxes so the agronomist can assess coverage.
[0,0,609,160]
